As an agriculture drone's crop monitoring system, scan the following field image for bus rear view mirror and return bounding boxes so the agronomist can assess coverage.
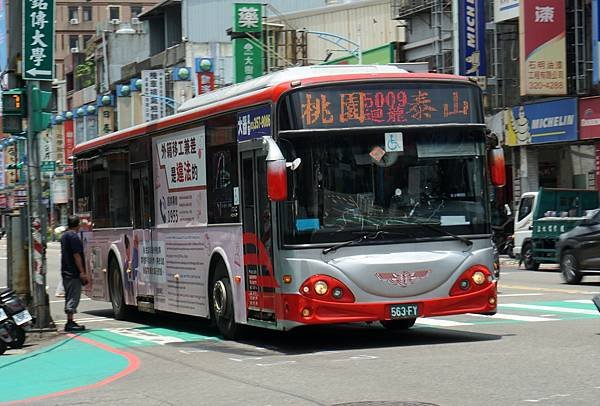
[488,148,506,187]
[264,137,289,201]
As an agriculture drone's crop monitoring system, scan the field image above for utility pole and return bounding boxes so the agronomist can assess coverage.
[23,0,56,330]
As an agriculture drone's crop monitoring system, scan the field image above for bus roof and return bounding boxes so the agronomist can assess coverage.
[73,65,473,156]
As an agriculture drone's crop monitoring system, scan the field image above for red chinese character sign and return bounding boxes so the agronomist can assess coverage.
[291,83,480,129]
[520,0,567,95]
[153,127,207,226]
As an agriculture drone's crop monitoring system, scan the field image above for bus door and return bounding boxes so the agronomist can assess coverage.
[240,148,278,324]
[129,162,153,302]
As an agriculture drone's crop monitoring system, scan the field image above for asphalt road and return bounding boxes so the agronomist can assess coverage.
[1,240,600,406]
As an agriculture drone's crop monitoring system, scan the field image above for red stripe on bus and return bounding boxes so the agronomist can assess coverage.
[4,334,141,405]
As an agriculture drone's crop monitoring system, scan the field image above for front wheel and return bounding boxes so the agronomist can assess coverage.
[522,243,539,271]
[109,257,131,320]
[561,251,583,284]
[211,264,242,340]
[381,318,416,331]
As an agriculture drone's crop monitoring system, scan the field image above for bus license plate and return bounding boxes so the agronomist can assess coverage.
[0,308,7,322]
[390,304,419,319]
[13,309,32,326]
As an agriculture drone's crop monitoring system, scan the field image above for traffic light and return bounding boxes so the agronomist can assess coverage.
[2,89,26,133]
[30,86,52,133]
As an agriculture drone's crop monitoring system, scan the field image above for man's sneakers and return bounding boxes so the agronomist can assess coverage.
[64,321,86,332]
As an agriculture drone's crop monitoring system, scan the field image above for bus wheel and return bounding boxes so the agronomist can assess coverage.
[109,256,130,320]
[561,251,583,285]
[522,243,539,271]
[381,318,416,331]
[211,263,242,340]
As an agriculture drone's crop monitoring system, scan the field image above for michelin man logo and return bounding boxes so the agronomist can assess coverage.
[511,106,531,144]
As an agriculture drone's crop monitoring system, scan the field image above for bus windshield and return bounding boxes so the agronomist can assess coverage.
[279,129,489,246]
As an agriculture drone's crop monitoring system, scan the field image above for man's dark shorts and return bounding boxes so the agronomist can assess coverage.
[64,278,82,314]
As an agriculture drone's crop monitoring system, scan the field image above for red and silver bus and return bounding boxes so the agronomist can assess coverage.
[73,65,504,339]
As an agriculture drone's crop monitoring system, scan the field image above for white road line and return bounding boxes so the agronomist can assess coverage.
[564,299,592,304]
[50,298,91,304]
[500,303,600,315]
[467,313,559,322]
[498,293,544,297]
[415,318,473,327]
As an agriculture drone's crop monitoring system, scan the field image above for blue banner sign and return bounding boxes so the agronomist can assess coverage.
[593,0,600,84]
[237,104,272,141]
[458,0,487,78]
[506,98,577,146]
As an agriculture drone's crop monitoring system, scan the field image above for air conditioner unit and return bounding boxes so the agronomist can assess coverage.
[110,18,120,25]
[131,17,140,25]
[70,47,79,53]
[69,18,79,25]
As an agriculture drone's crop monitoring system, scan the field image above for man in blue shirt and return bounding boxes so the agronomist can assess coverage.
[61,215,89,332]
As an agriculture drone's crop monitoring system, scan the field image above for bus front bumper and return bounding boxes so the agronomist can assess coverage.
[280,283,497,325]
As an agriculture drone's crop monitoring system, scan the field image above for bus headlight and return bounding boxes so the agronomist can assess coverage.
[472,271,486,285]
[314,280,328,295]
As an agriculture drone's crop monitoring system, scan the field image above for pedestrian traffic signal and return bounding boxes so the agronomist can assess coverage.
[2,89,26,133]
[30,86,53,133]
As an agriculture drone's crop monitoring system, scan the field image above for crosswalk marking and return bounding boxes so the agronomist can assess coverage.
[466,313,559,322]
[499,303,599,315]
[415,319,473,327]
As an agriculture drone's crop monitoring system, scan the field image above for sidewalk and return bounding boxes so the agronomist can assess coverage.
[0,332,139,404]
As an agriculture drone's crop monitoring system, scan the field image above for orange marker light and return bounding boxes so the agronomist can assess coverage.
[282,275,292,284]
[234,275,242,284]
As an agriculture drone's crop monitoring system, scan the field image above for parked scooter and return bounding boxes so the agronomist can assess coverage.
[0,288,31,354]
[492,204,515,258]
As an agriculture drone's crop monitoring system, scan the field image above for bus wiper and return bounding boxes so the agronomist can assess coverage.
[419,222,473,248]
[322,231,401,255]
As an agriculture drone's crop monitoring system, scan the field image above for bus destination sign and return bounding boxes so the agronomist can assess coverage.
[292,83,480,129]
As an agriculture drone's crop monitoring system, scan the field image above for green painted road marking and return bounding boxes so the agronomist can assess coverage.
[84,327,220,349]
[0,336,128,403]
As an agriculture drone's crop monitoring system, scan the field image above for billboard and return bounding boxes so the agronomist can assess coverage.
[458,0,487,79]
[520,0,566,95]
[580,97,600,140]
[495,0,520,22]
[504,98,577,146]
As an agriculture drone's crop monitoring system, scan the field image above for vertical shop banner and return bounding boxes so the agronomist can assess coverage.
[458,0,486,79]
[596,144,600,191]
[0,1,7,74]
[52,178,69,204]
[63,119,74,166]
[233,3,263,84]
[196,57,215,95]
[520,0,566,95]
[579,97,600,140]
[495,0,520,22]
[0,146,4,189]
[98,107,114,135]
[504,98,577,146]
[39,129,55,172]
[593,0,600,84]
[142,69,166,122]
[5,145,16,186]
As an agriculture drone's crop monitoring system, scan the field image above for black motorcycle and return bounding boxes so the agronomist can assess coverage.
[0,288,31,354]
[492,204,515,258]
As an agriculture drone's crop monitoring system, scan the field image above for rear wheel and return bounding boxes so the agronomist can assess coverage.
[211,263,242,340]
[0,340,6,355]
[109,256,131,320]
[561,251,583,284]
[522,243,539,271]
[381,318,417,331]
[8,326,25,349]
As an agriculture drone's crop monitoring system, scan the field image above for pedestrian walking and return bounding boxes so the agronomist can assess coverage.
[60,215,89,332]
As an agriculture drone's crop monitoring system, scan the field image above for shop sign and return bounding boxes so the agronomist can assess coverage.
[495,0,520,23]
[52,179,69,204]
[141,69,166,122]
[520,0,567,95]
[504,98,577,146]
[233,3,262,33]
[63,119,74,165]
[458,0,486,79]
[596,144,600,191]
[233,38,263,84]
[579,97,600,140]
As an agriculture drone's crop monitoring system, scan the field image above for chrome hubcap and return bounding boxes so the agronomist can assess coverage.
[213,280,227,317]
[563,256,576,279]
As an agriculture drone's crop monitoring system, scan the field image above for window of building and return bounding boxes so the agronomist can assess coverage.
[69,35,79,51]
[82,6,93,21]
[83,35,92,49]
[108,5,120,21]
[130,6,143,18]
[206,115,239,224]
[68,6,78,21]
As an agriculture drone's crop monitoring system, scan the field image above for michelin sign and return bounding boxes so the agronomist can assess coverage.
[458,0,486,80]
[504,98,577,146]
